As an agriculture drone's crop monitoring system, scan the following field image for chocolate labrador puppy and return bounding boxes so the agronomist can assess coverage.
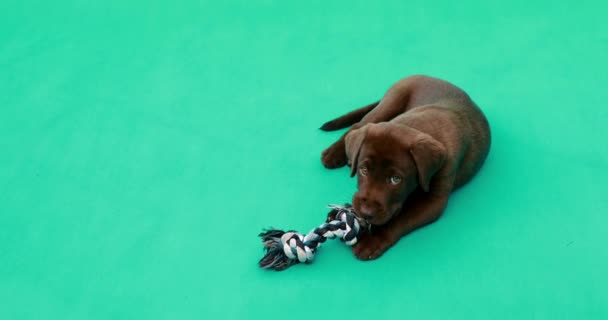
[320,75,491,260]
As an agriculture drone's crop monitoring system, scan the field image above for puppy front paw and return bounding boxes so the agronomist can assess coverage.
[352,230,397,260]
[321,143,347,169]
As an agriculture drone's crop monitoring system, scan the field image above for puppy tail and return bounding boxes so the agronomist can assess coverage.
[319,101,379,131]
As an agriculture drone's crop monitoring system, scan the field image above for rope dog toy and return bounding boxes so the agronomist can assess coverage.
[258,204,367,271]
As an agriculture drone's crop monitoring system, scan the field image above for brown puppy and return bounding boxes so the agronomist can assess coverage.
[320,75,491,260]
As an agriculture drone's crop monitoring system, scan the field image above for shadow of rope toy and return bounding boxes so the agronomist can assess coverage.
[258,204,368,271]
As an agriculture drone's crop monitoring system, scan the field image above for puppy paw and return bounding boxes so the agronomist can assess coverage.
[321,143,347,169]
[352,230,396,260]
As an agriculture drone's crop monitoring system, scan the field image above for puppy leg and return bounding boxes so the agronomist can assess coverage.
[353,194,448,260]
[321,89,412,169]
[321,138,350,169]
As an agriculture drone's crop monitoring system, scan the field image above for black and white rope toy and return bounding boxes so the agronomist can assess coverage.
[258,204,367,271]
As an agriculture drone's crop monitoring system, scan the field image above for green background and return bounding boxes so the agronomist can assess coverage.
[1,0,607,319]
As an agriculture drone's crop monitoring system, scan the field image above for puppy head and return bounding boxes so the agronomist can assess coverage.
[345,123,446,225]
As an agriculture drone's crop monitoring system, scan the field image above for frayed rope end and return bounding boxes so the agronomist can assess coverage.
[258,229,298,271]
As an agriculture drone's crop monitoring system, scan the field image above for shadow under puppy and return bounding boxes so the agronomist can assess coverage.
[321,75,491,260]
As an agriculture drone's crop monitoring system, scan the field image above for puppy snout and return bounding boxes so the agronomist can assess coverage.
[358,201,378,220]
[359,208,374,220]
[358,197,373,217]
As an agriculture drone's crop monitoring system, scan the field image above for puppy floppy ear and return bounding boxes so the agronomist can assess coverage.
[344,125,369,177]
[410,133,447,192]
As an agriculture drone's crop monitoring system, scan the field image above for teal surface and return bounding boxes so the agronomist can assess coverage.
[1,1,607,319]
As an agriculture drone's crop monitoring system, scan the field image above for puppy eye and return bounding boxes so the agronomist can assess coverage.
[359,166,368,176]
[389,175,402,185]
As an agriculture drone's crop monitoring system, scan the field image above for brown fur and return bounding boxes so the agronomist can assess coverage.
[321,75,491,260]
